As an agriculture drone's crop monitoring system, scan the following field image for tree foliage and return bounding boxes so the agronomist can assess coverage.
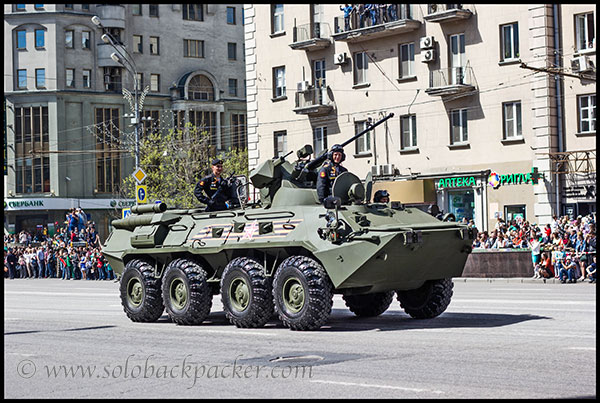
[119,123,248,210]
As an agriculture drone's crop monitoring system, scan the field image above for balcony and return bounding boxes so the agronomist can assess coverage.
[423,4,473,23]
[97,42,128,68]
[425,66,477,97]
[294,85,333,116]
[331,5,421,43]
[290,22,332,51]
[95,4,126,29]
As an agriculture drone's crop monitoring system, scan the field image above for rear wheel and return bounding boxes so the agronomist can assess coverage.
[396,278,454,319]
[220,257,274,328]
[342,291,395,317]
[120,259,164,322]
[161,258,212,325]
[272,256,333,331]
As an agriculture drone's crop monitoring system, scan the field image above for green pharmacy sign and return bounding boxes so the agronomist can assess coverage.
[488,167,543,189]
[437,176,477,189]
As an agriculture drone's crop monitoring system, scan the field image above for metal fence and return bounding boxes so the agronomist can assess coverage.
[429,65,475,88]
[292,22,332,42]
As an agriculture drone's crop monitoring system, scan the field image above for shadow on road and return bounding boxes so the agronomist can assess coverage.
[5,325,117,336]
[150,310,550,332]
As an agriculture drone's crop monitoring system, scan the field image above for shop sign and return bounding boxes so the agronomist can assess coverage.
[5,199,45,209]
[563,185,595,199]
[437,176,477,189]
[4,198,136,211]
[488,167,543,189]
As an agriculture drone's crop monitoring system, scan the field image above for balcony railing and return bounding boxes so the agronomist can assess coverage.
[294,86,333,116]
[290,22,332,51]
[332,4,421,43]
[424,4,473,23]
[426,65,477,97]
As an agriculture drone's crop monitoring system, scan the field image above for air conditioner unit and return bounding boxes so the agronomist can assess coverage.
[571,55,595,73]
[334,52,348,65]
[420,36,435,50]
[380,164,395,176]
[421,49,436,63]
[371,165,381,176]
[297,81,310,92]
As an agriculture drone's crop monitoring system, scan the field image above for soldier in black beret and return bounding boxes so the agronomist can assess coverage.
[194,158,233,211]
[316,144,348,204]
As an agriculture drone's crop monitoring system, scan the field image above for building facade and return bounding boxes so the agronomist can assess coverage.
[4,4,247,239]
[244,4,596,231]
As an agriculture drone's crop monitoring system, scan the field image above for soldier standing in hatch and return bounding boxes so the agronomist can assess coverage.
[194,159,232,212]
[317,144,348,204]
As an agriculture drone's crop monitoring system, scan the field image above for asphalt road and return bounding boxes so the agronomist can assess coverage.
[4,278,596,399]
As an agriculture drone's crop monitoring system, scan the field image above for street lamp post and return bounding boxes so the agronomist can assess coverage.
[91,16,141,171]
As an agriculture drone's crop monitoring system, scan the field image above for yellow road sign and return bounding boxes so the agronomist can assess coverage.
[136,185,148,204]
[133,167,146,184]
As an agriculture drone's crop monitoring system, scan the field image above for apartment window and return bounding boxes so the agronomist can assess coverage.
[35,69,46,89]
[228,42,237,60]
[65,4,73,10]
[188,111,217,144]
[228,79,238,97]
[82,31,90,49]
[272,4,284,34]
[141,110,160,139]
[82,69,91,88]
[35,4,44,9]
[274,130,287,157]
[227,6,236,24]
[14,106,50,194]
[501,22,519,61]
[81,4,89,11]
[17,70,27,89]
[231,114,247,149]
[133,35,143,53]
[150,74,159,92]
[65,30,74,48]
[273,66,286,98]
[399,43,415,78]
[353,52,368,85]
[136,73,143,91]
[450,108,468,144]
[66,68,75,88]
[575,13,595,52]
[354,121,371,154]
[578,94,596,133]
[149,4,158,17]
[35,29,45,48]
[150,36,159,55]
[188,75,214,101]
[103,67,122,92]
[95,108,121,193]
[313,127,328,156]
[502,101,522,139]
[184,39,204,58]
[132,4,142,15]
[183,4,203,21]
[16,30,26,49]
[400,115,417,149]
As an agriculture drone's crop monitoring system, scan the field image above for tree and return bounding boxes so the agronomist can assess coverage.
[118,123,248,210]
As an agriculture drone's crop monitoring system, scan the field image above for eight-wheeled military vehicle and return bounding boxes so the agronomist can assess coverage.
[102,113,477,330]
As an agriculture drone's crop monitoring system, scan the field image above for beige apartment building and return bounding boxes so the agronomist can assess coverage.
[244,4,596,231]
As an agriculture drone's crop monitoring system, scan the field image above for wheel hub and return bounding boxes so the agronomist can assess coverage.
[127,278,143,307]
[283,278,305,313]
[229,277,250,312]
[170,278,188,310]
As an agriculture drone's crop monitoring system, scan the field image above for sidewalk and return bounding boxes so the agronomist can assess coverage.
[458,277,596,284]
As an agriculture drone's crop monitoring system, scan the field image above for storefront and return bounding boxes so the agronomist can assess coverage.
[561,181,596,218]
[434,172,488,231]
[4,197,135,241]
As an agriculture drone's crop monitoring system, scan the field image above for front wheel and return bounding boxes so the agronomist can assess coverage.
[120,259,164,322]
[161,258,212,325]
[272,256,333,331]
[396,278,454,319]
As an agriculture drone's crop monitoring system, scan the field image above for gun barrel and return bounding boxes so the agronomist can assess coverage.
[131,203,167,214]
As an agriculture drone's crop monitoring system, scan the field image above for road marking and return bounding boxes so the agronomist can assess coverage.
[4,291,116,297]
[566,347,596,351]
[310,380,444,394]
[452,299,595,305]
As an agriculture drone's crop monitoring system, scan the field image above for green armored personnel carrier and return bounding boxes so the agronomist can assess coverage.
[102,113,476,330]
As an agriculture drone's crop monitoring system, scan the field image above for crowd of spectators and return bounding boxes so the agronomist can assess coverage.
[339,4,404,31]
[4,207,114,281]
[471,213,596,283]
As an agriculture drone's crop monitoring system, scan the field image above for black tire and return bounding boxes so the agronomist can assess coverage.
[396,278,454,319]
[342,291,395,317]
[120,259,164,322]
[220,257,274,328]
[161,258,212,325]
[272,256,333,331]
